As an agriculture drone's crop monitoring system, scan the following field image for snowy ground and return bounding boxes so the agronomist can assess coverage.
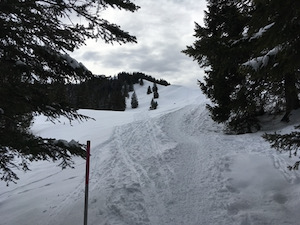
[1,81,300,225]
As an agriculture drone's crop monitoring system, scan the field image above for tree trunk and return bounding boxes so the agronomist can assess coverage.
[281,73,300,122]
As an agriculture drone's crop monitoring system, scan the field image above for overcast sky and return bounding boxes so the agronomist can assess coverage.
[70,0,207,88]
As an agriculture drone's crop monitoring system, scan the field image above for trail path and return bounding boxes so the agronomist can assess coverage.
[160,105,234,225]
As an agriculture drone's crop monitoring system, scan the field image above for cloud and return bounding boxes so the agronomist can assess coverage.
[70,0,207,87]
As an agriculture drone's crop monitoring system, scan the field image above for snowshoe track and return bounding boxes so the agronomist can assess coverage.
[88,115,177,225]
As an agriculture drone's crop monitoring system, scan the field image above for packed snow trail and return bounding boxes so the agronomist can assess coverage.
[86,112,178,225]
[160,105,232,224]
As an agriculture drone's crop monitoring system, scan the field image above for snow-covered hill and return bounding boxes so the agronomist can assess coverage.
[1,81,300,225]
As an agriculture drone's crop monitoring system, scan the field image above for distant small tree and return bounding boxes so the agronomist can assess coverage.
[149,98,158,110]
[139,78,144,86]
[152,83,158,92]
[147,86,152,95]
[131,91,139,108]
[153,91,159,99]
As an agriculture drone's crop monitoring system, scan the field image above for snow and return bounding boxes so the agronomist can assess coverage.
[243,46,280,71]
[62,53,83,69]
[1,81,300,225]
[15,60,26,66]
[250,22,275,40]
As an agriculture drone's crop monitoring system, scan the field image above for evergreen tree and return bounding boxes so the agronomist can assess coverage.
[131,91,139,109]
[183,0,255,133]
[152,82,158,92]
[0,0,139,184]
[253,0,300,165]
[243,0,300,122]
[147,86,152,95]
[153,91,159,99]
[139,78,144,86]
[184,0,300,164]
[149,98,158,110]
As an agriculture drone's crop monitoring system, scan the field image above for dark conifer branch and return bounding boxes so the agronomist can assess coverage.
[0,0,139,184]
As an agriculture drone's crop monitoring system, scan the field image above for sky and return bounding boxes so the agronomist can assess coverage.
[70,0,207,88]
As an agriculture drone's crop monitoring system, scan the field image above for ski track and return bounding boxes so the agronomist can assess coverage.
[160,104,235,225]
[88,111,178,225]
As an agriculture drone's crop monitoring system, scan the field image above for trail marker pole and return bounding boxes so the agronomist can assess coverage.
[84,140,91,225]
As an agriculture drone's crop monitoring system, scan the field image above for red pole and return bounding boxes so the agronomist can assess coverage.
[84,140,90,225]
[85,141,91,185]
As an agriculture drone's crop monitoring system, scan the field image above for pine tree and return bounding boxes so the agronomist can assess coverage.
[131,91,139,109]
[253,0,300,165]
[139,78,144,86]
[153,91,159,99]
[0,0,139,184]
[147,86,152,95]
[149,98,158,110]
[183,0,255,133]
[152,83,158,92]
[243,0,300,122]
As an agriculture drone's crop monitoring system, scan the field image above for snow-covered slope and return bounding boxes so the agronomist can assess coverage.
[1,81,300,225]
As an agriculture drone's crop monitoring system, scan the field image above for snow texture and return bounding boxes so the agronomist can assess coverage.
[243,47,280,71]
[1,81,300,225]
[62,53,84,69]
[250,22,275,40]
